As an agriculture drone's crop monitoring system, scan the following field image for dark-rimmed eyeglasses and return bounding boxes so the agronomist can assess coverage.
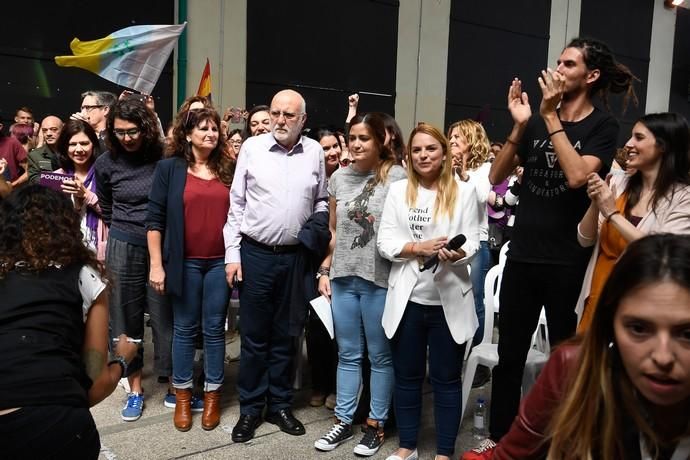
[114,128,141,139]
[81,105,104,112]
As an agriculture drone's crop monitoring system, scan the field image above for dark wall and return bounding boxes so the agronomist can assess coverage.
[579,0,653,145]
[445,0,551,141]
[670,8,690,122]
[246,0,399,130]
[0,1,174,129]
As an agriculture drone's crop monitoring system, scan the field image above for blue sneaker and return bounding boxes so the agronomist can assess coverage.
[121,392,145,421]
[163,392,203,412]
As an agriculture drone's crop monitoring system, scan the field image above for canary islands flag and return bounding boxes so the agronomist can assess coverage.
[55,23,187,95]
[196,58,212,101]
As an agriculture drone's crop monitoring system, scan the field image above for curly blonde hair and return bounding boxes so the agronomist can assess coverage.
[447,119,491,171]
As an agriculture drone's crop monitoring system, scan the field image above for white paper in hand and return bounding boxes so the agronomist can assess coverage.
[309,295,334,339]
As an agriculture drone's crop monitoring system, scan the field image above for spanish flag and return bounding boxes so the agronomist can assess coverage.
[55,23,186,95]
[196,58,212,101]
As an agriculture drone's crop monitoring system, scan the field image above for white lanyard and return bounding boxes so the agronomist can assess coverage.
[640,436,690,460]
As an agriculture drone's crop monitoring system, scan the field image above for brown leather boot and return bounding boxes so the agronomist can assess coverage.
[201,390,221,430]
[173,388,193,432]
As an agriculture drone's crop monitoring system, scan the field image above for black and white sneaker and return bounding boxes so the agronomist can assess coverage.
[353,418,384,456]
[314,419,353,451]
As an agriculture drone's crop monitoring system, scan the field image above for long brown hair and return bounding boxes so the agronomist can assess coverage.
[547,234,690,459]
[405,123,458,220]
[170,108,234,186]
[349,113,396,185]
[624,113,690,219]
[447,119,491,171]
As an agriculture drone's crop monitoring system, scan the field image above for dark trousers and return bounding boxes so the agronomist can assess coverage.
[489,259,584,441]
[306,307,337,395]
[0,405,100,459]
[390,302,466,457]
[237,242,298,416]
[106,236,172,376]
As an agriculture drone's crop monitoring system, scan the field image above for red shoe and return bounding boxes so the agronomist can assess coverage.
[461,439,497,460]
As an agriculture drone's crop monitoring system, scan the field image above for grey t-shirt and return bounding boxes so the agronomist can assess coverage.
[328,164,407,288]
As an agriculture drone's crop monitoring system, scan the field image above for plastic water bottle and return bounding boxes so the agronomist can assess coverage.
[473,397,488,439]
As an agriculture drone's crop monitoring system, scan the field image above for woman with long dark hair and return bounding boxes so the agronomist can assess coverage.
[147,107,233,432]
[466,234,690,459]
[0,185,137,458]
[95,98,171,422]
[54,119,107,260]
[576,112,690,332]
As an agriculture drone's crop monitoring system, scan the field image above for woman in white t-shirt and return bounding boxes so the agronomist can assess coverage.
[378,123,480,460]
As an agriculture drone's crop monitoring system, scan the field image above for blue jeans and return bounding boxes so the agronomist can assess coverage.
[171,258,229,391]
[331,276,393,425]
[390,302,465,456]
[470,240,491,346]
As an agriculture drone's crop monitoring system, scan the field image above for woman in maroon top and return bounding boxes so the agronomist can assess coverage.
[146,108,234,432]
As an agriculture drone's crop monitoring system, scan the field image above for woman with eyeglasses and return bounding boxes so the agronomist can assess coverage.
[147,108,234,432]
[53,119,107,260]
[227,128,243,161]
[95,98,172,422]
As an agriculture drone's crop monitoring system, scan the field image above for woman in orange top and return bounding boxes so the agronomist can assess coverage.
[576,112,690,332]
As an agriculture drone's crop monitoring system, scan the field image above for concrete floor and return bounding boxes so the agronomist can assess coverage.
[93,330,490,460]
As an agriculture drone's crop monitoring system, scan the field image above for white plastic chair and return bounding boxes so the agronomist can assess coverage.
[498,240,510,268]
[460,264,550,424]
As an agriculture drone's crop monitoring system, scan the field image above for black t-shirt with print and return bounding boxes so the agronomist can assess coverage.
[509,108,619,265]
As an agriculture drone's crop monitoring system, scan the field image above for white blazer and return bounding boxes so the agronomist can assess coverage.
[377,178,481,344]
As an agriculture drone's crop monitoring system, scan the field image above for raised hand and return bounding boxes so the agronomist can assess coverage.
[508,78,531,126]
[538,68,565,117]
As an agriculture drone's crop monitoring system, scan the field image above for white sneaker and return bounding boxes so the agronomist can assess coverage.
[385,449,418,460]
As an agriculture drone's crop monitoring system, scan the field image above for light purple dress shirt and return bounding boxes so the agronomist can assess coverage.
[223,132,328,263]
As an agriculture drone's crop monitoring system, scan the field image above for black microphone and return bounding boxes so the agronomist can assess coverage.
[419,234,467,272]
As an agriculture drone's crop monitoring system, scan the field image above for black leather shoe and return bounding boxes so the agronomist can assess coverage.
[231,414,262,443]
[265,408,305,436]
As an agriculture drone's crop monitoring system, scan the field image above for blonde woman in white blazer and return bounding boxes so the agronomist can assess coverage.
[576,112,690,332]
[377,123,480,460]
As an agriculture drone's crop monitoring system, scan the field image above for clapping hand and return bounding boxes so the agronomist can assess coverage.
[538,68,565,117]
[586,172,617,216]
[508,78,532,126]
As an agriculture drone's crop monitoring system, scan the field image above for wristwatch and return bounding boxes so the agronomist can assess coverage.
[108,355,128,378]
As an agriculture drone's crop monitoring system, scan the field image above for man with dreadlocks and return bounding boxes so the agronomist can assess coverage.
[463,37,638,459]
